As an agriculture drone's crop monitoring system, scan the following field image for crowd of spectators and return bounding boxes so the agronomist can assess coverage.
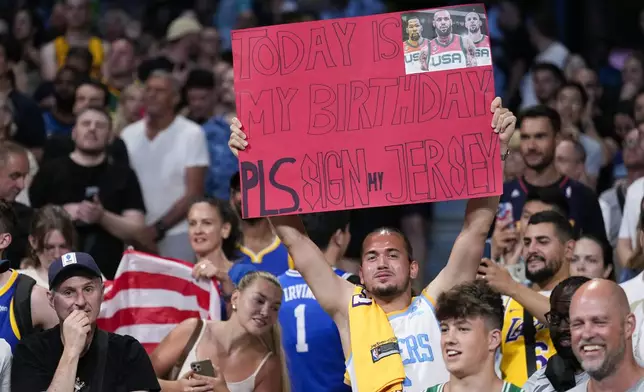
[0,0,640,391]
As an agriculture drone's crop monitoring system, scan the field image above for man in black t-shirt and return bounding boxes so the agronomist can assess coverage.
[29,107,146,279]
[42,78,130,166]
[11,252,160,391]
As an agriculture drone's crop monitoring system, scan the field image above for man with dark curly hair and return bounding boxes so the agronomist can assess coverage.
[424,280,522,392]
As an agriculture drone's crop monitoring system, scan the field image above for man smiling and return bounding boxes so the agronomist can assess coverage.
[524,276,591,392]
[568,280,644,392]
[424,280,522,392]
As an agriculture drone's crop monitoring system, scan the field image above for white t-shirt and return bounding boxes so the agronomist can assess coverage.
[619,177,644,248]
[121,116,210,236]
[578,134,602,178]
[621,271,644,366]
[15,149,39,206]
[520,41,570,109]
[599,186,624,248]
[0,339,11,392]
[567,377,644,392]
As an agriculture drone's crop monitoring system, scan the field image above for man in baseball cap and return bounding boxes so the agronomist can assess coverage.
[12,252,160,391]
[48,251,103,290]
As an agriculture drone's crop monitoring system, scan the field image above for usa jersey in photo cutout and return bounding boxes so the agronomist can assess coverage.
[472,34,492,66]
[401,5,492,75]
[426,35,469,71]
[404,38,430,74]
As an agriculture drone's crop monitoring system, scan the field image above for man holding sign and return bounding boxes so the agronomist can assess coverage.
[228,97,516,392]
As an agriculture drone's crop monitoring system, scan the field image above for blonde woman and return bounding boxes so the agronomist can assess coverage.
[112,83,143,136]
[151,271,289,392]
[19,205,77,287]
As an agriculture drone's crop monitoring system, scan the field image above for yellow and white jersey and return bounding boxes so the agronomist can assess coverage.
[346,290,449,392]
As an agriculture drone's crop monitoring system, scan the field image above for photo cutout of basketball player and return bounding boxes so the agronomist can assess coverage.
[401,5,491,75]
[464,11,492,66]
[403,16,430,74]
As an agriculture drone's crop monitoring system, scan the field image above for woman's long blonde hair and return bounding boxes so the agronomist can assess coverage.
[236,271,291,392]
[112,83,143,136]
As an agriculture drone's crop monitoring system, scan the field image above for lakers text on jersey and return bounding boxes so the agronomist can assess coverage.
[346,290,449,392]
[501,294,556,386]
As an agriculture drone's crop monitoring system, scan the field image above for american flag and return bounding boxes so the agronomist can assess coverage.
[97,250,222,353]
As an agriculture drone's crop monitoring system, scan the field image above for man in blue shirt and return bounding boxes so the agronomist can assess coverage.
[184,69,239,201]
[278,211,358,392]
[230,173,293,276]
[497,105,606,243]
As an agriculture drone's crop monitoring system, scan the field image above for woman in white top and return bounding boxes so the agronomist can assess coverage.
[19,205,76,288]
[151,271,289,392]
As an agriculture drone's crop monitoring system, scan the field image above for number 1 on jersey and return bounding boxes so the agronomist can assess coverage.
[294,304,309,353]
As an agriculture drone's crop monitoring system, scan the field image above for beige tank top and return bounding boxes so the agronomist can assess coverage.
[178,321,273,392]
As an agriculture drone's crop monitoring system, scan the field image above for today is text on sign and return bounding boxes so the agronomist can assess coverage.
[232,3,500,218]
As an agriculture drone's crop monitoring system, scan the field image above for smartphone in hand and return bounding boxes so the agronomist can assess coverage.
[496,202,514,228]
[190,360,216,377]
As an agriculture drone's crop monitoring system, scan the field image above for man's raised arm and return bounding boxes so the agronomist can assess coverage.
[463,36,478,67]
[228,120,354,318]
[425,97,516,299]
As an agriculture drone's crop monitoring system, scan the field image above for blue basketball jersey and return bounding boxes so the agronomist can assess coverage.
[278,269,353,392]
[0,271,21,351]
[237,236,294,277]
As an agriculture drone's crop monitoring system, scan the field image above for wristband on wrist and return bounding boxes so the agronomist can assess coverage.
[154,221,167,241]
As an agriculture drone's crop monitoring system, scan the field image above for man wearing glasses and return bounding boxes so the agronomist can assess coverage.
[524,276,591,392]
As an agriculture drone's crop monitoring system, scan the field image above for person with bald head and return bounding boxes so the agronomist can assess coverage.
[420,9,477,72]
[568,279,644,391]
[464,11,491,66]
[524,276,591,392]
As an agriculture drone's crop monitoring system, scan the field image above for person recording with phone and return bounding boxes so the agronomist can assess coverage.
[11,252,160,391]
[491,188,570,283]
[495,106,607,251]
[150,271,289,392]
